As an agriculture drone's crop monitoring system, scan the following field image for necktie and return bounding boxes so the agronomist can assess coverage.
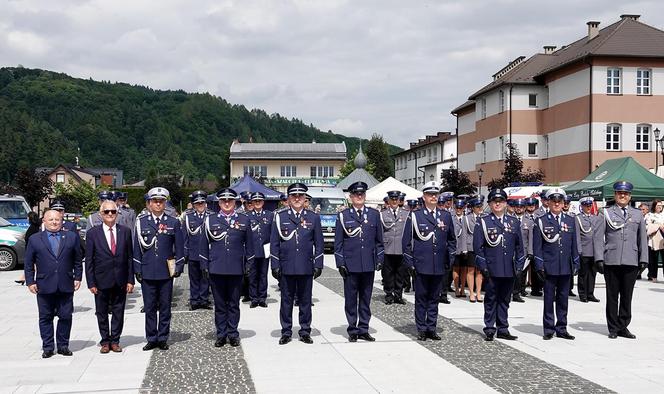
[555,215,560,225]
[357,209,362,218]
[49,233,60,255]
[295,212,300,220]
[155,216,161,226]
[622,207,627,218]
[392,209,397,218]
[109,227,116,255]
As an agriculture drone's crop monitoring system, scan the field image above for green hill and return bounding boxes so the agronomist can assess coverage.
[0,67,400,184]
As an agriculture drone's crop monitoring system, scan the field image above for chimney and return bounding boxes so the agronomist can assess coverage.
[543,45,557,54]
[587,21,600,40]
[620,14,640,21]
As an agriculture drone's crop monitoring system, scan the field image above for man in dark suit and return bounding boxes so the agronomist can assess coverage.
[85,200,135,353]
[24,209,83,358]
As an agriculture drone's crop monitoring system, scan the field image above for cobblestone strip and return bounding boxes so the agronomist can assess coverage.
[315,274,613,394]
[140,273,256,393]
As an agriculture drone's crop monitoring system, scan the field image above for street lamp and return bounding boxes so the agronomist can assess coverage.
[477,167,484,195]
[654,128,660,174]
[657,128,664,177]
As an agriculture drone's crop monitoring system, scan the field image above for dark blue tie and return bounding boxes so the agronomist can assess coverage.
[49,232,60,255]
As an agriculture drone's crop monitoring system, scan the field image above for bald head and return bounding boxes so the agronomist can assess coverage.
[43,209,62,232]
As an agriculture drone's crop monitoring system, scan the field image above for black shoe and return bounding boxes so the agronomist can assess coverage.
[42,350,55,358]
[349,334,358,342]
[384,297,393,305]
[294,299,299,306]
[530,291,543,297]
[587,296,600,303]
[158,342,169,350]
[417,332,427,341]
[608,332,618,339]
[15,280,25,285]
[543,333,554,340]
[520,290,528,297]
[140,306,145,313]
[190,304,199,311]
[404,286,411,293]
[394,297,406,305]
[426,331,441,340]
[617,329,636,339]
[580,298,588,303]
[229,337,241,347]
[57,348,73,356]
[250,302,259,308]
[358,333,375,342]
[512,295,525,303]
[299,335,313,344]
[143,342,159,351]
[568,291,577,297]
[497,332,518,340]
[215,337,227,347]
[259,301,268,308]
[556,332,575,340]
[484,333,494,342]
[279,335,292,345]
[438,296,450,304]
[201,304,213,310]
[242,296,251,303]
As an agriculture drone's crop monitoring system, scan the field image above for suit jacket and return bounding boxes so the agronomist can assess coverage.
[249,209,273,258]
[473,213,525,278]
[334,207,384,272]
[132,213,185,280]
[199,211,254,275]
[462,214,479,252]
[380,206,408,255]
[402,208,456,275]
[452,214,466,254]
[182,209,211,262]
[593,205,648,266]
[533,213,580,275]
[575,213,599,257]
[85,224,134,289]
[24,230,83,294]
[270,208,324,275]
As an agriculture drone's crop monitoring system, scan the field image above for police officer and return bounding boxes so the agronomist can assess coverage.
[594,181,648,339]
[403,181,456,341]
[562,195,578,297]
[116,192,136,228]
[398,193,406,208]
[524,197,543,296]
[533,188,579,340]
[49,200,78,233]
[534,193,549,217]
[248,192,273,308]
[182,190,212,310]
[335,181,384,342]
[474,188,525,341]
[270,183,324,345]
[510,198,533,303]
[451,199,468,298]
[463,196,484,303]
[133,187,185,351]
[380,190,409,305]
[575,197,600,302]
[87,191,115,230]
[199,188,254,347]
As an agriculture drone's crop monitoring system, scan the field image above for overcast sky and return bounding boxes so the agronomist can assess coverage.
[2,0,663,148]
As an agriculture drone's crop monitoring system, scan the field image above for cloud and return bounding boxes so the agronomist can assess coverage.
[324,118,365,136]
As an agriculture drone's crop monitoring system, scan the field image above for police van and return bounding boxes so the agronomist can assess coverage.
[307,187,347,248]
[0,194,31,229]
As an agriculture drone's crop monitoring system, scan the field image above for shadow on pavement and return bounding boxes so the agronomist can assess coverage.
[569,321,609,335]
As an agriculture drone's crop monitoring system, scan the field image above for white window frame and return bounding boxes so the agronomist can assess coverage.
[636,124,651,151]
[605,123,621,151]
[481,141,487,163]
[543,135,549,158]
[481,98,487,119]
[607,68,621,95]
[498,136,505,160]
[637,68,651,95]
[499,90,505,113]
[56,173,65,183]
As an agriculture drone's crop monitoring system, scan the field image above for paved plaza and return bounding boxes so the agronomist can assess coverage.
[2,255,664,393]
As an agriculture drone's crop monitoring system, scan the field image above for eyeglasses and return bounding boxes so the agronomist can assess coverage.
[102,210,117,215]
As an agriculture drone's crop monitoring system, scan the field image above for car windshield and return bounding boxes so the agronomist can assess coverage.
[0,200,30,219]
[0,217,10,226]
[311,198,346,214]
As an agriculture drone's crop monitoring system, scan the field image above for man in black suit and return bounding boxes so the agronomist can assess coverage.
[85,200,135,353]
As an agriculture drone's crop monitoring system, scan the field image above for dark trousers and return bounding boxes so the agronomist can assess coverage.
[577,256,597,299]
[604,265,639,334]
[382,254,406,299]
[37,292,74,351]
[250,257,269,302]
[188,259,210,306]
[530,265,543,294]
[414,274,444,333]
[483,277,514,335]
[543,274,571,335]
[344,271,375,335]
[210,274,242,339]
[142,278,173,343]
[95,285,127,344]
[513,270,524,296]
[648,247,663,279]
[280,275,313,337]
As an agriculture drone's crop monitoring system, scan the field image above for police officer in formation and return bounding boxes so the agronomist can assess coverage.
[533,188,579,340]
[593,181,648,339]
[248,192,273,308]
[510,198,533,303]
[116,191,137,228]
[474,188,524,341]
[334,181,384,342]
[437,193,453,304]
[575,196,600,303]
[182,190,212,310]
[380,190,409,305]
[49,200,78,232]
[463,196,484,303]
[451,199,468,297]
[133,187,185,351]
[524,197,543,296]
[199,188,254,347]
[403,181,456,341]
[270,183,324,345]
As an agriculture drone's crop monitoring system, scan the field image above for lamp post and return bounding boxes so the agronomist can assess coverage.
[655,128,661,174]
[477,167,484,195]
[658,128,664,178]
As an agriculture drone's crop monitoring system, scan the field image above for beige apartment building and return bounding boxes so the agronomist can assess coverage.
[452,14,664,186]
[229,140,347,192]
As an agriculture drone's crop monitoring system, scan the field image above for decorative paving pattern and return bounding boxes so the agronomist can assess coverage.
[315,274,614,394]
[140,272,256,393]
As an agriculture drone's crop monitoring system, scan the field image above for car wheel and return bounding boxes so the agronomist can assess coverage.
[0,246,17,271]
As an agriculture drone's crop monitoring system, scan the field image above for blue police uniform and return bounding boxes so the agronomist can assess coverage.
[334,184,384,339]
[132,188,185,347]
[270,183,324,342]
[199,188,254,345]
[473,189,525,340]
[402,182,456,338]
[248,193,273,306]
[183,194,212,310]
[533,207,580,338]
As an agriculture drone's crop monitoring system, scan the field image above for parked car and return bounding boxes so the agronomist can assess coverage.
[307,187,348,248]
[0,217,26,271]
[0,194,31,229]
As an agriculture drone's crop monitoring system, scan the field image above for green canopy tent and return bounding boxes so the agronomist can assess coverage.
[565,157,664,201]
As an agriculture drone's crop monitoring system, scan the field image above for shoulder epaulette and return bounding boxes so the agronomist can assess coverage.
[137,211,149,219]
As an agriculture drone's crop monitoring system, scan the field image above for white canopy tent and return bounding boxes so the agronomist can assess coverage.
[365,177,423,207]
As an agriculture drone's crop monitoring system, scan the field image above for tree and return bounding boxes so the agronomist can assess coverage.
[145,175,183,210]
[365,133,393,181]
[14,167,53,208]
[53,180,101,215]
[487,144,545,189]
[440,168,477,195]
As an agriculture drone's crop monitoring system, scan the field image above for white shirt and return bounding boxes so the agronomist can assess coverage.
[103,223,117,251]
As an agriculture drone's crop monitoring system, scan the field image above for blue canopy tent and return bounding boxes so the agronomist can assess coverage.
[228,175,283,211]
